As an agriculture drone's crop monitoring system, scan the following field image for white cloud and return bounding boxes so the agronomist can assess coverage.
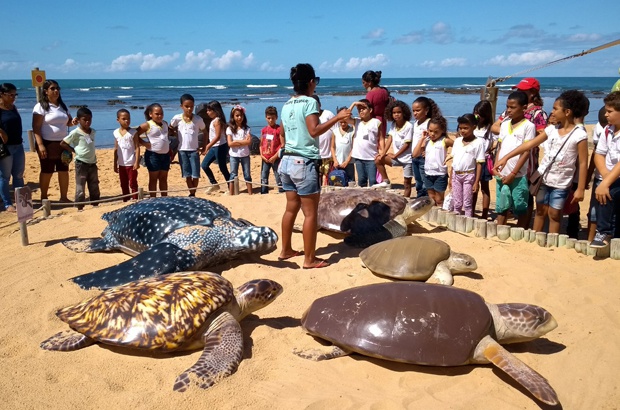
[485,50,564,67]
[440,58,466,67]
[362,29,385,39]
[109,52,179,72]
[319,54,389,73]
[393,31,423,45]
[420,60,436,68]
[567,33,602,42]
[177,49,255,71]
[431,22,453,44]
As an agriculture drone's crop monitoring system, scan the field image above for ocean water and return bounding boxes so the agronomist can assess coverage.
[7,77,616,149]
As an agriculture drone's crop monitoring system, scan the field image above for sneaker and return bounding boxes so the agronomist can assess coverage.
[590,231,612,248]
[372,181,391,189]
[205,185,219,194]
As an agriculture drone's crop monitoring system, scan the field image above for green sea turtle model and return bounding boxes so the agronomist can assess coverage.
[41,272,283,392]
[359,236,477,285]
[295,282,559,406]
[316,189,434,247]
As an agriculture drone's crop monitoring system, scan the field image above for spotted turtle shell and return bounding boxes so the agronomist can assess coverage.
[301,282,492,365]
[359,236,451,280]
[56,272,233,351]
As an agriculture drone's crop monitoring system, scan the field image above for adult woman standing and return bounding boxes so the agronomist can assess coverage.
[0,83,25,212]
[362,70,391,186]
[32,80,74,202]
[278,63,350,269]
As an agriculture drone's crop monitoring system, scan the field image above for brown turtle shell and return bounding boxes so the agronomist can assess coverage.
[317,189,407,232]
[57,272,233,351]
[359,236,451,280]
[301,282,492,365]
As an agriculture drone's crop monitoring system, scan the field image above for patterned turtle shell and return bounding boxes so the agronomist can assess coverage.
[56,272,234,351]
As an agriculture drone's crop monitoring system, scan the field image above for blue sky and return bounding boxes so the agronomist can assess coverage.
[2,1,619,79]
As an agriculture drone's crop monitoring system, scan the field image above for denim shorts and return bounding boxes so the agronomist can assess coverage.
[178,150,200,179]
[587,179,600,222]
[278,154,320,196]
[144,150,171,172]
[536,184,569,210]
[422,173,448,192]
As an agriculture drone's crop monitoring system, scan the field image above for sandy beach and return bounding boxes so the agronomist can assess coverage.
[1,134,618,409]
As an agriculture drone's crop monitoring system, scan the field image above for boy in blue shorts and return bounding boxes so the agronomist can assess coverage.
[169,94,206,196]
[493,91,536,228]
[591,91,620,247]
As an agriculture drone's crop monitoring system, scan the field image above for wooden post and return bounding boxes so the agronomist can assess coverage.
[465,217,475,233]
[546,233,559,247]
[486,222,497,238]
[138,187,144,200]
[446,212,457,231]
[510,227,524,241]
[558,234,568,247]
[576,240,589,254]
[42,199,51,217]
[474,219,487,238]
[566,238,577,249]
[428,206,439,224]
[536,232,547,247]
[421,209,431,222]
[455,215,467,232]
[497,225,510,240]
[19,221,29,246]
[437,209,448,227]
[597,244,611,259]
[27,130,36,152]
[233,177,240,195]
[610,238,620,260]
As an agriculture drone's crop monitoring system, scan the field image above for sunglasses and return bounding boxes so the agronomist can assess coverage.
[2,93,18,97]
[49,87,61,91]
[313,77,321,85]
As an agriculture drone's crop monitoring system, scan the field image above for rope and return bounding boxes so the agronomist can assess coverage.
[493,39,620,84]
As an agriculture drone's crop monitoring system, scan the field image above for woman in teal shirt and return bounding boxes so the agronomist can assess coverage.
[278,63,350,269]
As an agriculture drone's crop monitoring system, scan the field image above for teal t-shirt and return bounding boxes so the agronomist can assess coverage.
[281,95,320,159]
[63,127,97,164]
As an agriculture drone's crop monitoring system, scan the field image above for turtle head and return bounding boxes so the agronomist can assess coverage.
[402,196,434,224]
[489,303,558,344]
[233,225,278,255]
[234,279,283,320]
[447,251,478,273]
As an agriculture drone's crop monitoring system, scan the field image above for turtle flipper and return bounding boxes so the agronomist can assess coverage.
[293,345,352,361]
[173,312,243,392]
[477,335,559,406]
[40,330,95,351]
[70,243,191,290]
[427,261,454,286]
[62,238,113,253]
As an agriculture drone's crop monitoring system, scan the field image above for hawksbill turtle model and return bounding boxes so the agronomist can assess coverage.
[316,189,434,247]
[64,197,278,289]
[41,271,283,392]
[295,282,559,406]
[359,236,477,285]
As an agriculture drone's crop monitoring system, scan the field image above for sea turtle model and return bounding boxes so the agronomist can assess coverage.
[295,282,559,406]
[316,189,434,247]
[359,236,477,285]
[41,271,283,392]
[64,197,278,289]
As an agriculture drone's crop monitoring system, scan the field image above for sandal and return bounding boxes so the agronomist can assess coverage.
[303,259,330,269]
[277,250,304,261]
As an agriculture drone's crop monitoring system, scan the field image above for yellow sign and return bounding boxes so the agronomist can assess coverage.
[31,69,46,87]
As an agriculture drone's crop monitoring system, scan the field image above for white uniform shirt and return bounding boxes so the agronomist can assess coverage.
[452,137,485,172]
[333,125,355,164]
[318,110,335,159]
[170,114,205,151]
[351,118,381,160]
[145,120,170,154]
[496,119,536,178]
[387,121,413,164]
[595,125,620,175]
[411,118,430,155]
[538,125,587,189]
[114,128,137,166]
[227,126,251,158]
[424,136,448,176]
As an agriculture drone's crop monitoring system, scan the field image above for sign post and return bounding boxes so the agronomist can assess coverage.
[31,67,46,103]
[15,187,34,246]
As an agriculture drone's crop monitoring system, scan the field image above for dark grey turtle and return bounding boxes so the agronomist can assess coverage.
[295,282,559,406]
[359,236,477,285]
[64,197,278,289]
[316,189,434,247]
[41,271,283,392]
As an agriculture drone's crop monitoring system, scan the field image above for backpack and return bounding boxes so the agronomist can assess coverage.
[328,169,349,187]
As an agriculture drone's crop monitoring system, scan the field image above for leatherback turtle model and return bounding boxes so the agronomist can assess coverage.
[64,197,278,289]
[359,236,477,285]
[317,189,433,247]
[295,282,559,406]
[41,271,283,392]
